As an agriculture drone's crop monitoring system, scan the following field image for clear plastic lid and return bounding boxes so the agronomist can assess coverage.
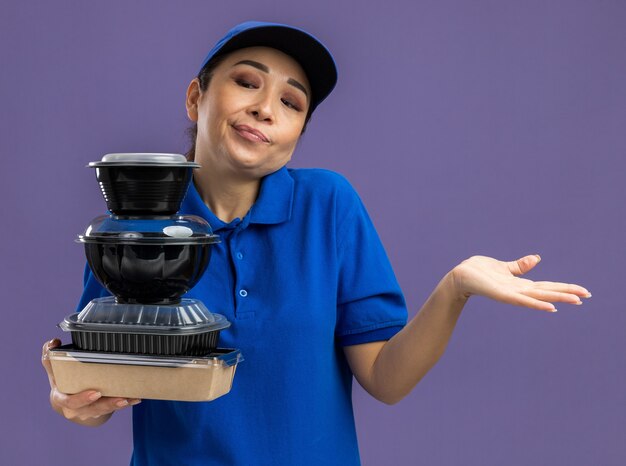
[78,215,220,245]
[59,297,231,335]
[88,153,200,168]
[49,345,242,368]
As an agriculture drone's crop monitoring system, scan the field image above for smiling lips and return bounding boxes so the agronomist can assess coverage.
[232,124,270,143]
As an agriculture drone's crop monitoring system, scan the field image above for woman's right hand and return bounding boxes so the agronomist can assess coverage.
[41,338,141,427]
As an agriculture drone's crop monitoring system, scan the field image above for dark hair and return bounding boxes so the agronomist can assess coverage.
[185,53,313,162]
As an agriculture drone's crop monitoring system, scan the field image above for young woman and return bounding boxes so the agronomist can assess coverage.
[42,21,590,465]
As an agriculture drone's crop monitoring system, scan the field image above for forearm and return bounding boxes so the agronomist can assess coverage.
[370,270,468,404]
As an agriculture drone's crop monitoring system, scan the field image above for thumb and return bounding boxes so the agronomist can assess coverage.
[508,254,541,276]
[42,338,62,387]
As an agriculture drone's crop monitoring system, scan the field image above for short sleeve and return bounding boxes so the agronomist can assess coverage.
[335,186,407,346]
[76,263,110,312]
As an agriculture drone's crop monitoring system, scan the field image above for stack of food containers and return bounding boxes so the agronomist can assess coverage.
[48,153,243,402]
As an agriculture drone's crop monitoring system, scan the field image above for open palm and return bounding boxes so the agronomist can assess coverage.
[451,254,590,312]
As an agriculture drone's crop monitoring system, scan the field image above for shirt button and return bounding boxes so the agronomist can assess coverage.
[236,252,243,260]
[239,289,248,297]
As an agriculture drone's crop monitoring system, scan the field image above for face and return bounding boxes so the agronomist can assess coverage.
[186,46,311,181]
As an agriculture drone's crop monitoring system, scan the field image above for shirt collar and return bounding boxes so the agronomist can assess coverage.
[180,166,294,232]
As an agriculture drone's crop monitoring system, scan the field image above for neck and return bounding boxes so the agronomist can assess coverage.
[193,166,261,223]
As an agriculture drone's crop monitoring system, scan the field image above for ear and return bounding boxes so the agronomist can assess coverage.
[185,78,201,122]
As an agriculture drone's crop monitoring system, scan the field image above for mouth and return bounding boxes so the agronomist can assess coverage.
[231,124,270,144]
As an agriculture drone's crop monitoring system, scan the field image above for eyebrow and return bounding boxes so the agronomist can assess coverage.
[233,60,309,98]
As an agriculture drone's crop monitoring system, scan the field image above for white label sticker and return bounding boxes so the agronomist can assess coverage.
[163,226,193,237]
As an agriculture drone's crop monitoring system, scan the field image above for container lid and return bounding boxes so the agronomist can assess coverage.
[59,297,231,335]
[48,345,243,368]
[78,215,220,245]
[88,153,200,168]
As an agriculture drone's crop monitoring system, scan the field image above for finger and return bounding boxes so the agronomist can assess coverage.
[81,397,141,417]
[507,255,541,276]
[72,397,142,420]
[111,398,142,409]
[522,288,583,305]
[53,389,104,411]
[41,338,61,364]
[531,281,591,297]
[490,289,557,312]
[41,339,62,386]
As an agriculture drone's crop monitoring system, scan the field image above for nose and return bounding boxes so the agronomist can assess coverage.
[248,91,274,123]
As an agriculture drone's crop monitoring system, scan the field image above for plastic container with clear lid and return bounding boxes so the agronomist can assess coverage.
[78,216,220,305]
[60,297,230,355]
[87,153,200,215]
[79,214,220,245]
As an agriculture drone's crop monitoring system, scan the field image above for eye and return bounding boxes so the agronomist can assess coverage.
[235,79,257,89]
[281,98,301,112]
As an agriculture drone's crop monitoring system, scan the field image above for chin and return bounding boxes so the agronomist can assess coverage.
[229,154,287,175]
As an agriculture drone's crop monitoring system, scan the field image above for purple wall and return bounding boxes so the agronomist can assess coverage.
[2,1,624,464]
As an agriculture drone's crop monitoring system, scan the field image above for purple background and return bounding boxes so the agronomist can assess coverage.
[1,1,624,464]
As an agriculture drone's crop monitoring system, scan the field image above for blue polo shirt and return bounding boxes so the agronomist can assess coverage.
[78,167,408,466]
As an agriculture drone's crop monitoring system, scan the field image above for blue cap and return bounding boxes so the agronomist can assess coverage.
[198,21,338,114]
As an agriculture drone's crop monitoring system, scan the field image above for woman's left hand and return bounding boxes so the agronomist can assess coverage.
[450,254,591,312]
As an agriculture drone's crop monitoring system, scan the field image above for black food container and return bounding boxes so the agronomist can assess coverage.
[59,297,230,356]
[78,215,220,305]
[88,153,200,216]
